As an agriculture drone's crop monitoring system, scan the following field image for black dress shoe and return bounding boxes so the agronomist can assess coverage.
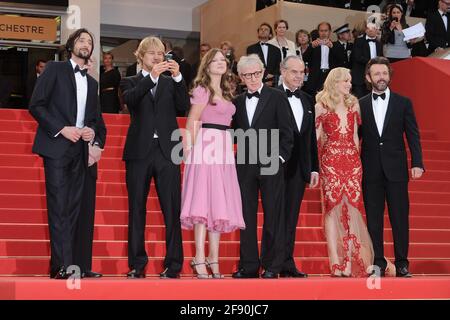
[127,269,145,279]
[261,270,278,279]
[279,269,308,278]
[160,268,180,279]
[396,267,412,278]
[82,270,103,278]
[368,269,385,277]
[232,268,259,279]
[51,267,70,280]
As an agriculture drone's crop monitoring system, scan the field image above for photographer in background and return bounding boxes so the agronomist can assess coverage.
[381,4,423,62]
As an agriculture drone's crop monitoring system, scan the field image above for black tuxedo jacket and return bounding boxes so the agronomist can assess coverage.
[302,44,336,90]
[120,72,189,161]
[359,91,424,183]
[126,62,138,77]
[351,37,383,86]
[247,42,282,79]
[331,41,353,69]
[277,85,319,183]
[29,60,98,160]
[232,85,294,165]
[88,109,107,179]
[425,10,450,53]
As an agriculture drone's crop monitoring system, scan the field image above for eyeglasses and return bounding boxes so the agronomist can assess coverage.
[240,70,263,80]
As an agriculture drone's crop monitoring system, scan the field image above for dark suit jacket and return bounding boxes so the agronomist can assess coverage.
[351,36,383,86]
[331,41,353,69]
[302,43,336,92]
[29,60,98,160]
[232,85,294,165]
[359,91,424,183]
[120,72,189,161]
[126,62,138,77]
[88,109,107,179]
[246,42,282,80]
[277,85,319,183]
[425,10,450,53]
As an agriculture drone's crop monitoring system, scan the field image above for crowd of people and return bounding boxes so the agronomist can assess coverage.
[25,0,447,281]
[28,16,426,280]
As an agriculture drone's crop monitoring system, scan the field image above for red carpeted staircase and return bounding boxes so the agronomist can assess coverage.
[0,109,450,277]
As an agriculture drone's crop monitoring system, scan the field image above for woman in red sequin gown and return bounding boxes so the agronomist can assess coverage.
[315,68,374,277]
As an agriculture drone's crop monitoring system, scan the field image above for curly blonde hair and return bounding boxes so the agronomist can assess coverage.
[315,67,356,112]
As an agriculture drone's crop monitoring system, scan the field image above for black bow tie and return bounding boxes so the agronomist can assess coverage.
[367,38,377,43]
[373,92,386,100]
[74,65,87,77]
[246,91,260,99]
[286,89,301,98]
[260,42,268,46]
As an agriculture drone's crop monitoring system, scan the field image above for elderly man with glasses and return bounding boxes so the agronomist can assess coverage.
[231,54,294,279]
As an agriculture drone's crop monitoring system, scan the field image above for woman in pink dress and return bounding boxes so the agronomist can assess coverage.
[315,67,374,277]
[181,48,245,278]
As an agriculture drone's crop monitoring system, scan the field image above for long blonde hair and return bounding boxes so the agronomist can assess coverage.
[315,67,356,112]
[191,48,233,105]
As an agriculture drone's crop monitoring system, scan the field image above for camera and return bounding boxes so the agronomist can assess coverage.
[390,17,399,23]
[164,53,173,61]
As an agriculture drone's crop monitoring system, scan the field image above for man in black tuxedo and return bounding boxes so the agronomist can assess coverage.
[277,56,319,278]
[351,22,383,98]
[360,57,424,277]
[331,24,354,69]
[231,54,294,279]
[302,22,336,96]
[247,22,282,87]
[120,36,189,279]
[26,59,46,105]
[425,0,450,54]
[73,107,106,279]
[29,28,98,279]
[190,43,211,82]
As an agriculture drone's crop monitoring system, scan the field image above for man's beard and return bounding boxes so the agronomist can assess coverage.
[73,48,90,60]
[372,78,390,91]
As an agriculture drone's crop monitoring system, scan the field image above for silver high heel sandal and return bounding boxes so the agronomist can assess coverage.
[190,259,210,279]
[205,259,224,279]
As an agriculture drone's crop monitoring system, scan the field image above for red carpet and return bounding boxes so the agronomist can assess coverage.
[1,109,450,278]
[0,57,449,299]
[0,276,449,300]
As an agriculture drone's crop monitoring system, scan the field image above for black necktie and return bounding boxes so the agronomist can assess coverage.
[443,13,448,17]
[373,92,386,100]
[246,91,260,99]
[367,38,376,43]
[286,89,301,98]
[74,65,87,77]
[260,42,268,46]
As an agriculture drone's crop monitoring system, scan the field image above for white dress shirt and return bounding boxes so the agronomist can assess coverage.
[372,87,390,136]
[141,69,182,138]
[260,42,269,65]
[439,9,448,31]
[366,36,378,59]
[283,83,304,131]
[320,44,330,69]
[245,84,263,126]
[69,59,87,129]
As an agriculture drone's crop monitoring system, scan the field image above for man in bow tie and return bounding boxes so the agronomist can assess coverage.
[425,0,450,54]
[277,55,319,278]
[351,22,383,98]
[231,54,293,279]
[29,28,99,279]
[120,36,189,279]
[359,57,424,278]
